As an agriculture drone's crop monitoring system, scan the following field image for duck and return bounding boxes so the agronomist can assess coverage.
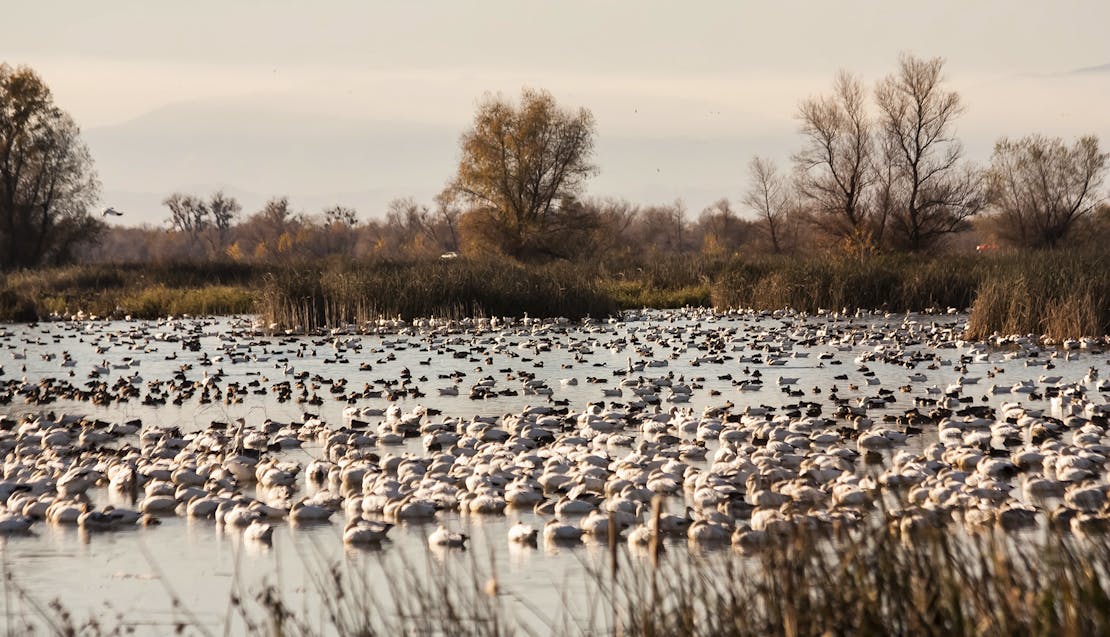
[289,499,334,525]
[686,518,732,545]
[0,512,33,534]
[428,524,468,548]
[243,520,275,544]
[343,519,393,545]
[543,519,583,543]
[507,521,538,544]
[78,508,125,532]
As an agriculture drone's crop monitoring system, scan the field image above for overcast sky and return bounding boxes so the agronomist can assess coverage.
[5,1,1109,225]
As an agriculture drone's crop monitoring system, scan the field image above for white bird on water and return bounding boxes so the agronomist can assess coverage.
[101,206,123,217]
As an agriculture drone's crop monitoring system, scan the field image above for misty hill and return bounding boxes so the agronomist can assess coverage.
[1071,63,1110,74]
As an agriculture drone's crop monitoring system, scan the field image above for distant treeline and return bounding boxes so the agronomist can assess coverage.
[71,56,1109,268]
[4,57,1110,339]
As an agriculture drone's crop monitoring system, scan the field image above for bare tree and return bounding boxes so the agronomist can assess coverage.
[257,196,298,229]
[433,188,463,252]
[385,197,433,256]
[164,191,240,258]
[793,72,875,246]
[208,190,241,247]
[164,193,207,241]
[742,157,793,253]
[578,197,639,260]
[630,200,690,254]
[316,205,358,257]
[323,204,357,228]
[0,64,102,268]
[985,134,1107,248]
[875,54,982,251]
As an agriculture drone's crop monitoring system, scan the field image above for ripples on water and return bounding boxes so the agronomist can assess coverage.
[0,309,1107,634]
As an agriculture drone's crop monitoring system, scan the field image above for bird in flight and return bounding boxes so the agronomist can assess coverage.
[101,207,124,217]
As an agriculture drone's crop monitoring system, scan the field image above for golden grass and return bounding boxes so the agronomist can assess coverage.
[2,250,1106,338]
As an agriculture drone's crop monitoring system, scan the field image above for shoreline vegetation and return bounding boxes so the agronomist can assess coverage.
[7,504,1110,636]
[1,249,1107,339]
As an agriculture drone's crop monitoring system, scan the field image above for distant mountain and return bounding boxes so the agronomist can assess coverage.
[1070,63,1110,74]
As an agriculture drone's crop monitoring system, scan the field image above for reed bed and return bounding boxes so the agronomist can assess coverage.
[257,259,619,330]
[0,262,257,321]
[965,250,1110,340]
[2,250,1107,338]
[710,253,985,314]
[597,521,1110,637]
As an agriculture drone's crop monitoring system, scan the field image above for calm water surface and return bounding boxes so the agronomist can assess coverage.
[1,310,1106,634]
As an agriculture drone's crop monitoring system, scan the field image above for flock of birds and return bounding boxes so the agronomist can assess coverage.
[0,307,1108,556]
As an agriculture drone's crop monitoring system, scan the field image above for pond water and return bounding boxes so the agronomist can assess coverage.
[0,309,1107,634]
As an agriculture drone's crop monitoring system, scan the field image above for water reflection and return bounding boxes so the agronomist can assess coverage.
[0,312,1106,633]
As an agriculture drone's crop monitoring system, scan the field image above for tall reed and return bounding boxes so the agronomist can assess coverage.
[966,249,1110,339]
[598,520,1110,637]
[10,513,1110,636]
[3,251,1107,339]
[257,258,619,330]
[710,253,984,314]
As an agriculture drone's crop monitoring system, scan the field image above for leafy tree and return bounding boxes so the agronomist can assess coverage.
[0,64,101,268]
[875,55,982,251]
[452,88,597,260]
[985,135,1107,248]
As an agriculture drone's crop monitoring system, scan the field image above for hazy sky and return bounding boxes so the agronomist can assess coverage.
[5,1,1109,225]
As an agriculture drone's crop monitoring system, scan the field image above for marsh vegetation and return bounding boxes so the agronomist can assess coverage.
[4,249,1107,339]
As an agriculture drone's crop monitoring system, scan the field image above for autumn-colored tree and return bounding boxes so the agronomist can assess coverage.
[0,64,102,268]
[696,199,751,257]
[985,135,1107,248]
[236,196,302,262]
[452,88,597,260]
[312,204,359,257]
